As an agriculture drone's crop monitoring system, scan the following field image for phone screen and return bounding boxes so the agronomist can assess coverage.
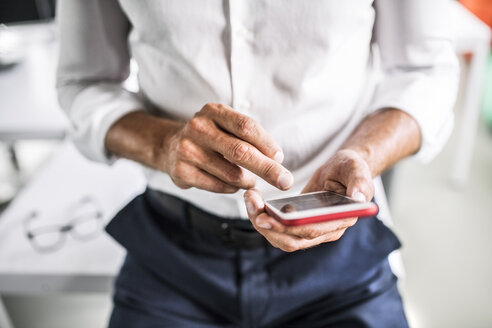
[267,191,357,214]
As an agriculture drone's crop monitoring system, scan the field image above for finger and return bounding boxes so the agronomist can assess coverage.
[203,104,284,162]
[302,179,346,195]
[256,212,357,240]
[326,150,374,201]
[323,180,348,195]
[243,187,356,242]
[346,178,373,202]
[203,129,293,190]
[243,188,266,221]
[283,219,357,240]
[244,189,291,232]
[243,206,306,252]
[254,227,305,252]
[306,228,348,245]
[255,224,348,252]
[172,162,239,193]
[186,146,257,189]
[344,173,373,202]
[243,190,352,251]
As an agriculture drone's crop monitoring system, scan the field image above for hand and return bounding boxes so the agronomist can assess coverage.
[159,103,294,193]
[243,149,374,252]
[302,149,374,199]
[244,189,357,252]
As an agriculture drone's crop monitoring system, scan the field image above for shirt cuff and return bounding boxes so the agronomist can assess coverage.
[67,83,145,164]
[368,69,458,164]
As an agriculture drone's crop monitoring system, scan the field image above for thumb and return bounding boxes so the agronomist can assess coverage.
[346,176,374,202]
[350,188,367,202]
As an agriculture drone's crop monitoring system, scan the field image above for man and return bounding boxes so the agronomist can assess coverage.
[56,1,458,327]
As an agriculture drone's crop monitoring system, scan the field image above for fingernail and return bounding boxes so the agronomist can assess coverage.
[252,198,264,211]
[278,171,293,190]
[353,191,366,202]
[256,218,272,230]
[274,151,284,163]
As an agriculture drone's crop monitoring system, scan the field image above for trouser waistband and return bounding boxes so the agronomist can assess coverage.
[146,189,267,249]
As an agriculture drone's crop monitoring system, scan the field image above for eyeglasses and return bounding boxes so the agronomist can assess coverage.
[23,196,104,253]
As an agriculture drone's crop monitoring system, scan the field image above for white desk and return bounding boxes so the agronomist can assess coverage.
[0,142,146,327]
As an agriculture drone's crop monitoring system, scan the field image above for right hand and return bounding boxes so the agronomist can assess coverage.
[158,103,294,193]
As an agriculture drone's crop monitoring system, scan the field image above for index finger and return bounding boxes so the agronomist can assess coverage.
[204,104,284,163]
[210,130,293,190]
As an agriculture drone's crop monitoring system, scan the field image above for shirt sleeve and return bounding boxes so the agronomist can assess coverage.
[56,0,145,163]
[369,0,460,163]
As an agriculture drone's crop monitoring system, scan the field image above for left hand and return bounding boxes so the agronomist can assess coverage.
[302,149,374,198]
[244,149,374,252]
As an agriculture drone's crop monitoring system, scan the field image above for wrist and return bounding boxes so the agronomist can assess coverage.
[149,119,184,171]
[105,111,183,170]
[338,108,422,178]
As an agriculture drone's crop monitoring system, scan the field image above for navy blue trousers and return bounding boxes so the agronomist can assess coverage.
[106,190,408,327]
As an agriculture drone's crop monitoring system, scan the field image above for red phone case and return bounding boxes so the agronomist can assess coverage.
[265,203,379,226]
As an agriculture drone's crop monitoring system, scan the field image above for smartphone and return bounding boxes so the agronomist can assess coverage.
[264,191,378,226]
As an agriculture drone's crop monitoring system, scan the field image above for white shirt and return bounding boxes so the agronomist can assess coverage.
[56,0,459,218]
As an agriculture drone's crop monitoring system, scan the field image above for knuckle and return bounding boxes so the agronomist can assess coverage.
[215,103,228,113]
[171,176,190,190]
[244,189,255,200]
[327,229,345,242]
[169,166,179,179]
[271,243,281,250]
[201,103,222,117]
[176,182,191,190]
[283,246,298,253]
[211,180,228,192]
[170,162,186,179]
[176,139,195,159]
[261,160,277,178]
[231,142,252,162]
[339,152,356,165]
[352,177,368,187]
[266,240,282,250]
[187,117,209,135]
[343,149,359,161]
[243,177,256,189]
[305,229,320,240]
[224,166,244,184]
[281,240,299,253]
[202,103,217,113]
[333,230,345,241]
[336,219,355,230]
[236,116,256,137]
